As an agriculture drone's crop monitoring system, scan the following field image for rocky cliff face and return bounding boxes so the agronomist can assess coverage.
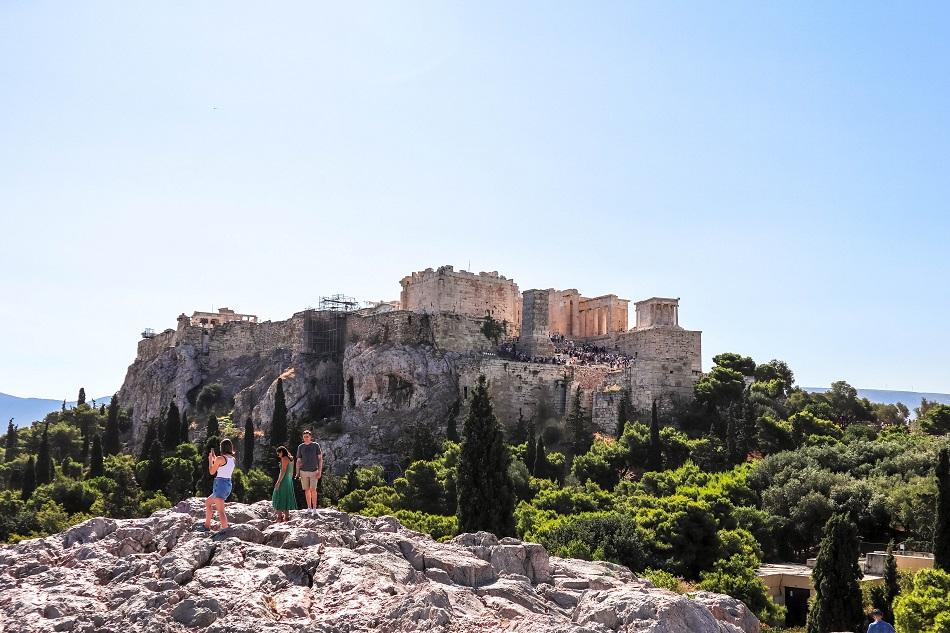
[0,501,760,633]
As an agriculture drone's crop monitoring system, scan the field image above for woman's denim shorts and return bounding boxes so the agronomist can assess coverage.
[212,477,232,500]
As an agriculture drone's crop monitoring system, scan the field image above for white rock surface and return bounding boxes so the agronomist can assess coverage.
[0,500,759,633]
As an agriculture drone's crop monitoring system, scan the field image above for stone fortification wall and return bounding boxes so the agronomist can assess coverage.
[400,266,522,335]
[459,358,614,429]
[347,310,497,354]
[518,290,555,358]
[587,327,701,418]
[135,329,176,361]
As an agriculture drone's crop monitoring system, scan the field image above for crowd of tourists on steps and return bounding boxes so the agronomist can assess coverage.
[497,335,631,369]
[202,429,323,530]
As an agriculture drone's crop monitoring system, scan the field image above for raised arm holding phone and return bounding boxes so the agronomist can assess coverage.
[204,439,235,530]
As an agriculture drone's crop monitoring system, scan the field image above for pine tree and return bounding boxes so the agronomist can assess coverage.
[139,422,158,461]
[881,541,899,623]
[89,434,104,478]
[805,513,864,633]
[103,395,120,456]
[271,379,288,447]
[566,387,592,460]
[243,418,255,472]
[206,414,220,442]
[163,401,181,452]
[935,447,950,572]
[77,387,86,406]
[617,390,634,437]
[36,423,53,485]
[533,434,549,480]
[144,439,166,491]
[524,419,537,474]
[21,455,36,500]
[4,419,18,462]
[647,400,662,472]
[457,375,516,536]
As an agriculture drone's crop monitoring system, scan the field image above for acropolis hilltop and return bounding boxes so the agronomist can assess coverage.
[122,265,701,469]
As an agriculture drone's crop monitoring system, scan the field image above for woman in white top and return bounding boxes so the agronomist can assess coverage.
[204,439,235,530]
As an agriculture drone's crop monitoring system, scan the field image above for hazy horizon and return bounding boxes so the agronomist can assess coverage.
[2,2,949,397]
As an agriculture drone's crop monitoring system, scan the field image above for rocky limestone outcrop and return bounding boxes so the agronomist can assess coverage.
[0,500,760,633]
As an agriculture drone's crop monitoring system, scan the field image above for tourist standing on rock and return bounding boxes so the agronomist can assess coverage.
[295,430,323,510]
[272,446,296,521]
[204,439,235,530]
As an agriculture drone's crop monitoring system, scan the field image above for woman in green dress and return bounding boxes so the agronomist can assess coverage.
[272,446,296,521]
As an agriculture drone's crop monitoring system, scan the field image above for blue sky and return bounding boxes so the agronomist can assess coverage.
[1,2,948,399]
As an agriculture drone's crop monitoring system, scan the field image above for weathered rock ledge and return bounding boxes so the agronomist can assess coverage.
[0,500,760,633]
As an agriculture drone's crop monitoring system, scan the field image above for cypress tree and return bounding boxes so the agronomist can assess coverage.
[345,464,358,494]
[206,413,220,441]
[81,433,90,465]
[163,401,181,452]
[89,434,104,478]
[935,448,950,571]
[647,400,662,472]
[77,387,86,406]
[21,455,36,500]
[103,395,120,456]
[139,422,158,461]
[36,423,53,485]
[805,513,864,633]
[201,435,219,496]
[617,391,634,437]
[99,404,105,415]
[243,418,255,472]
[457,375,516,536]
[533,434,549,480]
[566,387,592,460]
[4,419,18,462]
[144,439,166,491]
[271,379,288,447]
[179,410,189,444]
[446,412,459,443]
[881,541,899,623]
[512,409,528,445]
[524,419,537,475]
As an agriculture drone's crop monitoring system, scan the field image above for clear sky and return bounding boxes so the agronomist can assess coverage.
[1,2,949,399]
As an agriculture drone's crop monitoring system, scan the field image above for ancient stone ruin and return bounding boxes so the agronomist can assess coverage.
[0,500,759,633]
[119,265,701,469]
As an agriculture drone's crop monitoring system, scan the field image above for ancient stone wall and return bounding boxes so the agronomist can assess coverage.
[346,310,496,354]
[135,329,176,361]
[519,290,555,358]
[458,358,614,430]
[587,326,701,418]
[400,266,522,335]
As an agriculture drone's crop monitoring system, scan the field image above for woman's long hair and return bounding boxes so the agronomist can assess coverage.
[219,439,234,455]
[276,446,291,459]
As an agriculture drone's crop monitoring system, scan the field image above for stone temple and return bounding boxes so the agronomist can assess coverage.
[120,265,701,469]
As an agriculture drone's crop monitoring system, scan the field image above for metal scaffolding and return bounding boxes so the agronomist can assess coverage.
[319,294,358,312]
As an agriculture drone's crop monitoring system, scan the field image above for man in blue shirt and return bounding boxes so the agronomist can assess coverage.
[867,609,896,633]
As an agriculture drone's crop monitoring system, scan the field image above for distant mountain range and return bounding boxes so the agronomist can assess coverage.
[1,393,112,428]
[804,387,950,410]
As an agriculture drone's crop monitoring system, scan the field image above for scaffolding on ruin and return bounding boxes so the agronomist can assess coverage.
[319,294,358,312]
[141,328,156,339]
[303,308,348,416]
